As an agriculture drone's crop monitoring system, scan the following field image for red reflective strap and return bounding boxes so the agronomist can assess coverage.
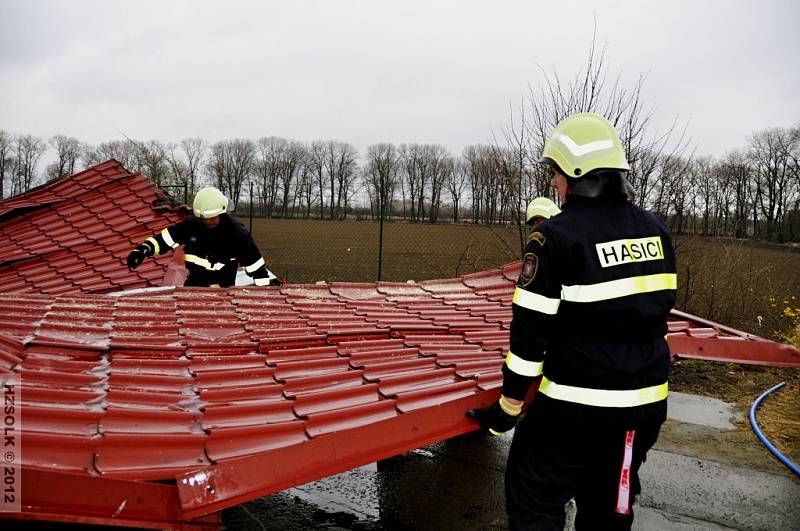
[615,430,636,515]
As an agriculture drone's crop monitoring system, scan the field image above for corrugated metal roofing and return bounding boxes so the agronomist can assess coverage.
[2,274,798,480]
[0,160,188,295]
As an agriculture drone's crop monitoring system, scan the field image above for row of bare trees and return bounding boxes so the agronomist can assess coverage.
[670,127,800,242]
[0,129,467,223]
[0,131,48,199]
[1,124,798,241]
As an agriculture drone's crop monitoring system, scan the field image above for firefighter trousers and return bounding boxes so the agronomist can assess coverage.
[505,397,663,531]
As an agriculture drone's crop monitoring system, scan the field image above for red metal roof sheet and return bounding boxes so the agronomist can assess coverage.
[0,160,189,295]
[1,267,798,523]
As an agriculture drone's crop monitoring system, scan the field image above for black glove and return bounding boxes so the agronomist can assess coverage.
[467,400,519,435]
[126,245,148,270]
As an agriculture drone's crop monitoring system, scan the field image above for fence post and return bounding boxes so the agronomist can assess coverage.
[378,193,385,281]
[249,181,254,234]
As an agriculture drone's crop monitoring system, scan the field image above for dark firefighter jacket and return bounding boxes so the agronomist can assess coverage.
[142,215,274,287]
[502,194,677,425]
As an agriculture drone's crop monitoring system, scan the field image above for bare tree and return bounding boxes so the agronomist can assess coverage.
[691,156,716,236]
[181,138,207,196]
[133,140,169,186]
[491,147,520,224]
[786,125,800,239]
[280,141,308,218]
[307,141,327,218]
[690,155,742,237]
[791,124,800,190]
[463,144,509,224]
[228,139,256,208]
[303,140,358,219]
[749,127,797,241]
[397,143,452,222]
[253,137,308,218]
[206,139,255,207]
[323,141,359,220]
[663,154,695,233]
[84,140,138,169]
[446,157,469,222]
[13,134,46,193]
[710,158,736,237]
[413,146,433,221]
[206,142,227,195]
[363,143,400,220]
[164,142,188,192]
[464,145,489,223]
[493,98,541,250]
[47,135,83,181]
[295,163,317,218]
[255,136,287,216]
[0,130,12,199]
[630,120,692,213]
[399,143,424,221]
[500,27,690,221]
[427,146,452,223]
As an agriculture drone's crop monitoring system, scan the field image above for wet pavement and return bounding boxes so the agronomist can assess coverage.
[221,392,800,530]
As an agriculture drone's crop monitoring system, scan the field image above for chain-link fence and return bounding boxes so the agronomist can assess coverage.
[239,210,800,340]
[245,216,526,284]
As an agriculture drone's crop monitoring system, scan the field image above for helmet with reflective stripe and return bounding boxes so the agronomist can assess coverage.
[540,113,630,178]
[193,187,228,218]
[526,197,561,224]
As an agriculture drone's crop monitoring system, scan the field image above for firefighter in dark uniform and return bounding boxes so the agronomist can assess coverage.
[126,186,281,287]
[469,113,677,530]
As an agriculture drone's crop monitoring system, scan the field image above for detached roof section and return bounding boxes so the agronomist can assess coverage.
[0,263,797,526]
[0,275,513,524]
[0,160,189,295]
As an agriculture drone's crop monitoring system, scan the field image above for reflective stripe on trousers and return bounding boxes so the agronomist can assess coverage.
[184,254,229,271]
[245,257,265,273]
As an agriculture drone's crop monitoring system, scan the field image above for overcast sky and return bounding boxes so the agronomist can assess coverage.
[1,0,798,164]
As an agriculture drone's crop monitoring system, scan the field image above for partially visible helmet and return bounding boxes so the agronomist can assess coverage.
[193,187,228,218]
[526,197,561,224]
[540,113,630,178]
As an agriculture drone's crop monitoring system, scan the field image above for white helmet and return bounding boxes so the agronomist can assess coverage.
[526,197,561,225]
[193,187,228,218]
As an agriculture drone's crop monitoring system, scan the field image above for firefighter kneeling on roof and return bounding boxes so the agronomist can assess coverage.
[126,186,282,287]
[468,113,677,530]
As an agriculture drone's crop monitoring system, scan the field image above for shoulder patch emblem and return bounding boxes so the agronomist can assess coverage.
[527,231,545,247]
[519,252,539,287]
